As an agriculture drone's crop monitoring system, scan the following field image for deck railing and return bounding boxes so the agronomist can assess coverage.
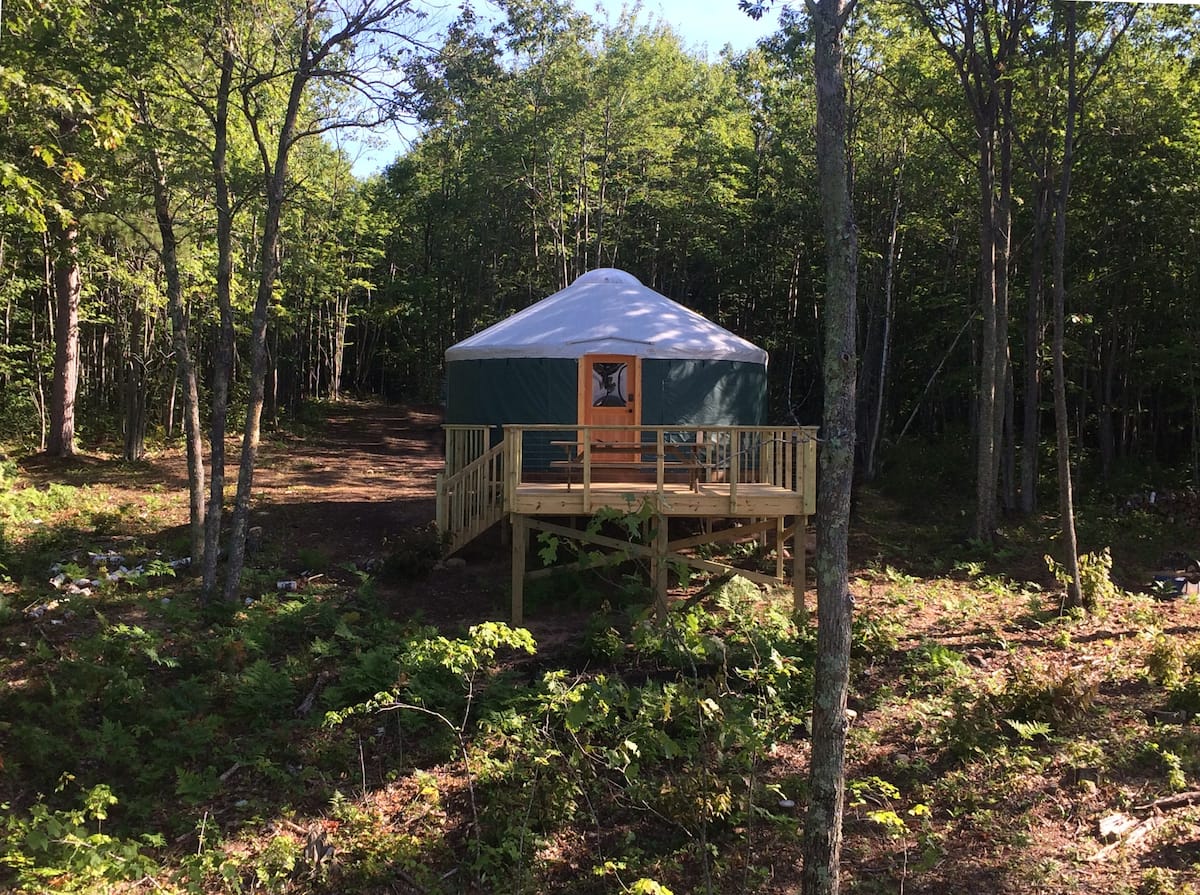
[444,425,491,476]
[502,424,817,515]
[436,439,506,555]
[437,423,817,554]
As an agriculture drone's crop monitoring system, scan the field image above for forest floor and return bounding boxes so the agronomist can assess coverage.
[2,401,1199,894]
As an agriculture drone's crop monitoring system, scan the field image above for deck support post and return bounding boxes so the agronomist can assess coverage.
[653,513,669,619]
[435,473,446,535]
[793,515,807,616]
[511,514,528,626]
[776,515,786,581]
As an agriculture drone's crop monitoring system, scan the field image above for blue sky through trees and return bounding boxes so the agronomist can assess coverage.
[339,0,778,176]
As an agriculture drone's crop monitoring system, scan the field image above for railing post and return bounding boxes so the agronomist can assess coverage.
[582,430,592,514]
[656,428,665,496]
[786,430,795,492]
[511,513,528,626]
[804,428,817,515]
[653,512,669,619]
[729,429,740,513]
[759,428,770,484]
[504,426,522,508]
[794,520,807,616]
[435,472,446,538]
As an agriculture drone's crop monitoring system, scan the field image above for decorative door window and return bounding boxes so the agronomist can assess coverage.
[592,362,628,407]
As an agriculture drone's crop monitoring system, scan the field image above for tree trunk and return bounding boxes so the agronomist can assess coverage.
[994,87,1013,512]
[802,1,858,893]
[223,12,316,601]
[864,145,903,480]
[974,124,999,543]
[202,32,237,599]
[1098,328,1116,478]
[47,218,81,457]
[1019,175,1050,514]
[148,137,207,567]
[1002,361,1016,508]
[1051,5,1082,607]
[122,302,148,462]
[331,292,349,400]
[224,179,287,601]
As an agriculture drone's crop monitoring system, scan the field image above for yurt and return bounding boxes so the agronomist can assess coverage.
[444,269,767,432]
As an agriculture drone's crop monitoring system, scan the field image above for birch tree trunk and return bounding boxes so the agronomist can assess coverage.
[974,125,999,542]
[202,29,237,599]
[994,86,1014,512]
[223,73,306,601]
[864,145,903,480]
[1050,4,1082,606]
[1020,175,1050,514]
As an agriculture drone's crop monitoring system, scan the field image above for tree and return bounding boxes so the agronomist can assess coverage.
[1045,1,1135,606]
[903,0,1034,543]
[221,0,428,601]
[141,109,208,567]
[0,0,150,456]
[800,2,858,891]
[742,0,858,891]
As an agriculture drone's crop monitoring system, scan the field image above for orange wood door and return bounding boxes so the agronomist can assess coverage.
[581,354,640,460]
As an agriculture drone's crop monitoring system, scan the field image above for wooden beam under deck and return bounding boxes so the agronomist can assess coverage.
[509,514,810,624]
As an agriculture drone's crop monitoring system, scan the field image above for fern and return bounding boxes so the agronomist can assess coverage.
[1004,718,1052,742]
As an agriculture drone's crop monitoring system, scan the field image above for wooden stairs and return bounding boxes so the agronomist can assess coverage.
[435,437,505,555]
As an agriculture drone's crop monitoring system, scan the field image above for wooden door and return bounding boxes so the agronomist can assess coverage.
[580,354,640,460]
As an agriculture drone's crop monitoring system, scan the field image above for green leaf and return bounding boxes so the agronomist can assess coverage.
[565,697,590,731]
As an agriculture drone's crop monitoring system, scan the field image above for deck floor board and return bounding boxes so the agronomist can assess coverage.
[511,481,804,516]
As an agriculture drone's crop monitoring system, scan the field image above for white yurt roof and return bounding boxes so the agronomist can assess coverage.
[445,269,767,364]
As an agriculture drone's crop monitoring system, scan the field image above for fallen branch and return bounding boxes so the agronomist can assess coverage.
[673,572,736,613]
[1134,790,1200,813]
[295,670,333,718]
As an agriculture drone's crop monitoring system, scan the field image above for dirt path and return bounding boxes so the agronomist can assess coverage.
[16,401,515,625]
[247,402,514,625]
[249,402,445,561]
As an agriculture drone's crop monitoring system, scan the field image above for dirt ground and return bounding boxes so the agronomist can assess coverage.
[250,406,1199,892]
[9,401,1200,893]
[16,402,515,625]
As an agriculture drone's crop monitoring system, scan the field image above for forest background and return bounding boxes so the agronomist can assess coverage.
[3,0,1197,527]
[4,1,1200,892]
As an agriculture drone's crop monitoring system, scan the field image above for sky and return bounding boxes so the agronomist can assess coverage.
[341,0,782,177]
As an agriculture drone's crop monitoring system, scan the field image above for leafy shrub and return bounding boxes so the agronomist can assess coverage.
[1005,653,1101,727]
[254,834,303,892]
[1165,677,1200,716]
[232,658,300,722]
[1045,548,1118,611]
[1145,634,1187,688]
[936,653,1101,759]
[0,782,161,891]
[1144,742,1189,792]
[907,641,970,686]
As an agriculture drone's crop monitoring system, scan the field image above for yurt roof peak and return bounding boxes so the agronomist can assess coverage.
[445,268,767,364]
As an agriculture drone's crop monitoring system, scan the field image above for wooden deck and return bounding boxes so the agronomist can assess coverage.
[437,423,818,623]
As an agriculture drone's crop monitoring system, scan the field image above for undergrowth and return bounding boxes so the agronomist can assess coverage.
[1,524,820,894]
[5,450,1200,893]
